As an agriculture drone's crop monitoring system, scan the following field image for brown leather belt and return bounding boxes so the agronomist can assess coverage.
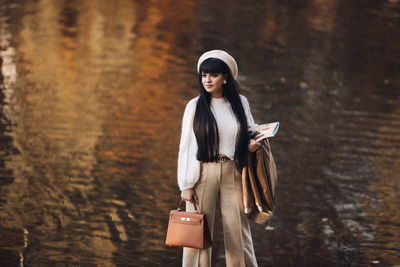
[216,154,231,162]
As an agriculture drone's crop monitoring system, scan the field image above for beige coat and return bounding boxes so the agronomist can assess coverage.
[241,138,278,224]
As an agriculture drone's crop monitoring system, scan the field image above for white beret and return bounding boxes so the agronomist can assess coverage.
[197,50,238,80]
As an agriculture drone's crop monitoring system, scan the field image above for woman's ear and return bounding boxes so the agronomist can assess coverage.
[224,74,228,80]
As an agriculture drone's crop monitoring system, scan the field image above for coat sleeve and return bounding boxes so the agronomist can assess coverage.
[240,95,257,131]
[177,98,201,191]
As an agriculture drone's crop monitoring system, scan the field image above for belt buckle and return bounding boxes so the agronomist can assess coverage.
[218,154,228,162]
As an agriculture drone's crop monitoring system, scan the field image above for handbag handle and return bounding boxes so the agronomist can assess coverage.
[178,199,198,212]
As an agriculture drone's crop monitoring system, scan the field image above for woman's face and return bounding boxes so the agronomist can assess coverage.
[201,72,227,98]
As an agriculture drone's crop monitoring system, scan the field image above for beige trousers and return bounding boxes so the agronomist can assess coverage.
[182,160,258,267]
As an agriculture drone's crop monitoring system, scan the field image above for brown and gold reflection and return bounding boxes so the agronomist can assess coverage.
[2,0,198,265]
[0,4,26,263]
[366,100,400,263]
[92,0,197,263]
[308,0,337,33]
[3,0,140,264]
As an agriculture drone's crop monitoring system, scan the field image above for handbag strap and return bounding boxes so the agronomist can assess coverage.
[178,199,198,211]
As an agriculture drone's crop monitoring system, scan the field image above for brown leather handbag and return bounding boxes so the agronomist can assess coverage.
[165,200,212,249]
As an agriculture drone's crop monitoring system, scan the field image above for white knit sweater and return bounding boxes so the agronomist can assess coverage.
[177,94,256,191]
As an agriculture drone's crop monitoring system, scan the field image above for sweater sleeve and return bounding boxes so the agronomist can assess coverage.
[240,95,257,131]
[177,98,201,191]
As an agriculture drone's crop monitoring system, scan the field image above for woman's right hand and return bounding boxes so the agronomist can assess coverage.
[181,188,199,203]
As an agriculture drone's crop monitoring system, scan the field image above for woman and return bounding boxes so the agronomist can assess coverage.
[177,50,260,267]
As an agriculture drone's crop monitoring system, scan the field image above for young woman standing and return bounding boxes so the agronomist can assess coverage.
[177,50,260,267]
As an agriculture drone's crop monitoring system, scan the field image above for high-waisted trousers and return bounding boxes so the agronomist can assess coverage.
[182,160,258,267]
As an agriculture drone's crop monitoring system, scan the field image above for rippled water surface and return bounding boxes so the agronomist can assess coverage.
[0,1,399,266]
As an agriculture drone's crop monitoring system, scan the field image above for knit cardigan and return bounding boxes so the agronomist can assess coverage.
[177,94,256,191]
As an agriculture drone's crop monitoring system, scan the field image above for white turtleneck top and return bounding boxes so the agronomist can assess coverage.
[177,94,256,191]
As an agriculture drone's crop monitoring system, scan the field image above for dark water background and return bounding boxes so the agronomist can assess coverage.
[0,0,399,266]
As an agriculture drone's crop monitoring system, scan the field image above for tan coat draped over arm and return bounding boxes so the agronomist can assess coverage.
[241,138,278,224]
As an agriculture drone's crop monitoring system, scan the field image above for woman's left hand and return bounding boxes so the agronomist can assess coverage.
[248,134,262,152]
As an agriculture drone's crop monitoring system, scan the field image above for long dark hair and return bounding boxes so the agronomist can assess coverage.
[193,58,250,169]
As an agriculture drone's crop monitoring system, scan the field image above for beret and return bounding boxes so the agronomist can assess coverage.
[197,50,238,80]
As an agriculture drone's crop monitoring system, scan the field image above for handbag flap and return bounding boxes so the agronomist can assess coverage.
[169,210,203,224]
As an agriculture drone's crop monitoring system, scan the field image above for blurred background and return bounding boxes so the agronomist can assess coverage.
[0,0,399,266]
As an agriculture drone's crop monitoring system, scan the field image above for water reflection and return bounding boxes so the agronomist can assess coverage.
[0,0,399,266]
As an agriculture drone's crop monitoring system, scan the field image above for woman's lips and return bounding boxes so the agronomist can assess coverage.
[205,84,213,88]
